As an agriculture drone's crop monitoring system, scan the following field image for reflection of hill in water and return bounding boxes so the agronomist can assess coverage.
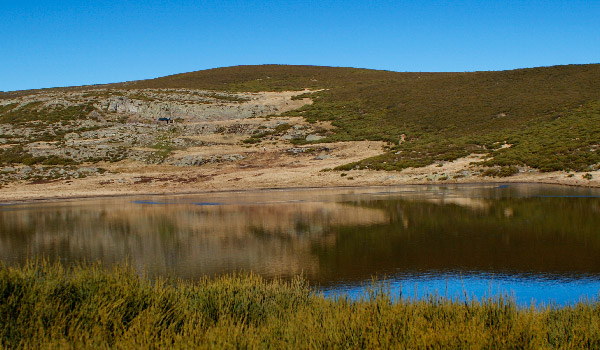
[0,200,387,278]
[2,184,600,285]
[314,196,600,285]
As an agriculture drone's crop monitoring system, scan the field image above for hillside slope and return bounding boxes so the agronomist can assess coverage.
[1,64,599,198]
[121,64,600,172]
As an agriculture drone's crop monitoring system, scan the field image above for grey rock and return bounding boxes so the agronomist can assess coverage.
[287,148,307,154]
[169,155,206,167]
[78,167,99,173]
[314,155,331,160]
[222,154,246,161]
[306,134,325,142]
[20,167,33,174]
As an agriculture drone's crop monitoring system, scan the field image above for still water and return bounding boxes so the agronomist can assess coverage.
[1,184,600,306]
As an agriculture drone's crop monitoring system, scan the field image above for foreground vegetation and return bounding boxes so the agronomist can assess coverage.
[1,262,599,349]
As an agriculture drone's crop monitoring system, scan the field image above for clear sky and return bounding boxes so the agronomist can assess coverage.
[1,0,598,91]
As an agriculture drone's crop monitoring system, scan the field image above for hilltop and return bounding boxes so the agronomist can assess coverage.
[1,64,599,200]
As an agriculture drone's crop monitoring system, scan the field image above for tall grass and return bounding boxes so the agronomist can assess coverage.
[1,262,599,349]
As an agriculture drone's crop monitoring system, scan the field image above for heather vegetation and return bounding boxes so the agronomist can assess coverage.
[1,262,599,349]
[0,102,96,126]
[483,101,600,172]
[0,145,79,166]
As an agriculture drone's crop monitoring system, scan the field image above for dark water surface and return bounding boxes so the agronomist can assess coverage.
[1,184,600,305]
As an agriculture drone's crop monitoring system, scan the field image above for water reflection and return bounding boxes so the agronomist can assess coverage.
[0,195,386,279]
[1,184,600,305]
[325,273,600,306]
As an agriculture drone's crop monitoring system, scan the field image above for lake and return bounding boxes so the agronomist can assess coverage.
[1,183,599,306]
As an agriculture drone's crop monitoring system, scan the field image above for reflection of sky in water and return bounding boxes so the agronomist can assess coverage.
[322,273,600,307]
[2,183,600,306]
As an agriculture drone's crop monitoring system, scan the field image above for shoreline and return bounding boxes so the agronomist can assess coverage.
[1,176,599,204]
[2,145,599,204]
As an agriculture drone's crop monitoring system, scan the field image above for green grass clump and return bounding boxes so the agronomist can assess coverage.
[242,137,262,144]
[0,145,78,166]
[481,166,520,177]
[1,262,600,349]
[274,122,292,133]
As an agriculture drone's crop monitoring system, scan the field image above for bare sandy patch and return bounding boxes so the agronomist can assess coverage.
[2,143,598,203]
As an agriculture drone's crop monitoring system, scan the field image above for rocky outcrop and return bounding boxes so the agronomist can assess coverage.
[0,88,324,184]
[166,154,246,167]
[102,96,284,121]
[94,89,311,122]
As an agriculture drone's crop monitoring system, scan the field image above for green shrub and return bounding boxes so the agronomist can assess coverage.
[0,102,97,126]
[242,137,261,144]
[274,123,292,133]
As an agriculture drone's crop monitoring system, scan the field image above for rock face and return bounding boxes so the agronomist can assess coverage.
[102,96,281,121]
[168,155,206,167]
[167,154,246,167]
[96,90,310,122]
[0,88,328,185]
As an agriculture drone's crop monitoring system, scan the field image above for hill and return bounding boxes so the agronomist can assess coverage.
[1,64,599,199]
[121,64,600,172]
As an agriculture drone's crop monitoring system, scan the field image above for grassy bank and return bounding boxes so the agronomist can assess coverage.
[1,263,599,349]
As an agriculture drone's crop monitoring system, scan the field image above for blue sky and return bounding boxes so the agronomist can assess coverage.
[1,0,598,91]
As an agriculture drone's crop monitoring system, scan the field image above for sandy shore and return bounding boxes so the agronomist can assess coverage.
[1,143,598,203]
